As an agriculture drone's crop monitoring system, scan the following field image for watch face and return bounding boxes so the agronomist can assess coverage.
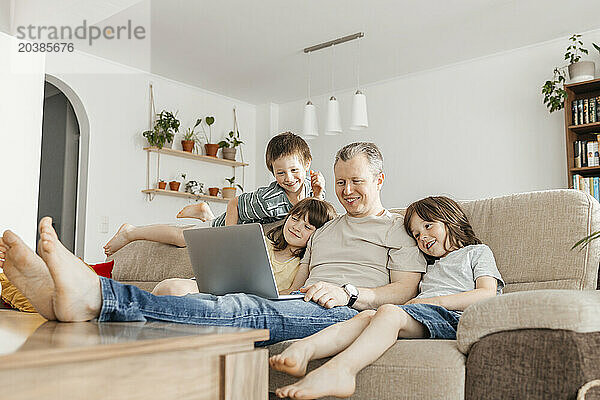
[345,284,359,297]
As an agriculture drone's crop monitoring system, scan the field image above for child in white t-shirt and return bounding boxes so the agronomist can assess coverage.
[270,196,504,400]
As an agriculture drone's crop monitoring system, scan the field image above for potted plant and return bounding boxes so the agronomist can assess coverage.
[157,179,167,190]
[142,110,180,148]
[542,34,596,113]
[169,173,185,191]
[218,130,244,161]
[185,180,204,195]
[181,119,201,153]
[222,176,243,199]
[199,116,219,157]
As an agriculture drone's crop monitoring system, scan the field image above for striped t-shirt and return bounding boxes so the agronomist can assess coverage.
[211,179,313,227]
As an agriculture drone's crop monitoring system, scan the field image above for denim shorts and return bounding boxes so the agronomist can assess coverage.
[398,303,461,339]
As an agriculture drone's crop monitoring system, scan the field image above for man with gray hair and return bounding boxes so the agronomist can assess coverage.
[1,142,426,345]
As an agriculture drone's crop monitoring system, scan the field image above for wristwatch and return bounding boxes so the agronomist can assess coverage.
[342,284,359,307]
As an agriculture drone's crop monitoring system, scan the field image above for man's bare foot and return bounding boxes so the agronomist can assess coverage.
[38,217,102,322]
[103,223,135,256]
[176,202,215,221]
[269,341,315,377]
[0,230,56,320]
[275,362,357,399]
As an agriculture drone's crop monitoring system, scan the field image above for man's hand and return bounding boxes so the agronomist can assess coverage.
[310,170,325,199]
[300,282,349,309]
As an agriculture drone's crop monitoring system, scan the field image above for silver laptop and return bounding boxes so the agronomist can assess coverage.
[183,223,304,300]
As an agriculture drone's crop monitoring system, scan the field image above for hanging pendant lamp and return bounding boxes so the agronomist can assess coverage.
[325,45,342,135]
[350,37,368,130]
[302,52,318,138]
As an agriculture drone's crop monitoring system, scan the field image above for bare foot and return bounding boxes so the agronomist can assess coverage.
[269,341,315,377]
[275,362,356,399]
[38,217,102,322]
[0,230,56,320]
[176,202,215,221]
[103,223,135,256]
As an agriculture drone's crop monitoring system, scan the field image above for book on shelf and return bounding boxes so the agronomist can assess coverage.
[572,174,600,203]
[571,96,600,126]
[573,138,600,168]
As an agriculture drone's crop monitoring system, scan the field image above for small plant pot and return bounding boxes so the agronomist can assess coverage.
[158,181,167,190]
[204,144,219,157]
[222,187,236,199]
[169,181,181,191]
[568,61,595,83]
[208,187,220,197]
[181,140,195,153]
[222,147,237,161]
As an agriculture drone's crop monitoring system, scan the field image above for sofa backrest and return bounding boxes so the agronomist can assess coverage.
[111,190,600,293]
[394,190,600,293]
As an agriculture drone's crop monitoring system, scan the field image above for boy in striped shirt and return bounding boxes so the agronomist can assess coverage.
[103,132,325,256]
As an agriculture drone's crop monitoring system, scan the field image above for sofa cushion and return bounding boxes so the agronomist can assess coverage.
[394,190,600,293]
[268,339,465,400]
[457,289,600,354]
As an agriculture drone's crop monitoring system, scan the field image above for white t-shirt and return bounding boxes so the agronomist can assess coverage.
[302,210,426,288]
[417,244,505,299]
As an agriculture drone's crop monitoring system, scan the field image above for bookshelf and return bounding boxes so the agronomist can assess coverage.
[564,78,600,189]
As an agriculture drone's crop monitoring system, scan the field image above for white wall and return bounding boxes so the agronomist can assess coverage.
[273,31,600,211]
[44,51,256,262]
[0,32,45,248]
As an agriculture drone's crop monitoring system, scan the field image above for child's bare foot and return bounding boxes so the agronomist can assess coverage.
[269,341,315,377]
[38,217,102,322]
[275,362,356,399]
[103,223,135,256]
[176,202,215,221]
[0,230,56,320]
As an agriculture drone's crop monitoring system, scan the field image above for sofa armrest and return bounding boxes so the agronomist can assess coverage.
[457,289,600,354]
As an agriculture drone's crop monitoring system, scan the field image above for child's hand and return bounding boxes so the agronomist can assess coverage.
[310,170,325,199]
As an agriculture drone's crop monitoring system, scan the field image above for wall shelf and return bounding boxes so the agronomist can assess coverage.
[143,146,249,202]
[143,147,249,167]
[142,189,231,203]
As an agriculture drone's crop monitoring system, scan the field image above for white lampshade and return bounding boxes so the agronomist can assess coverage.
[350,90,368,130]
[302,101,318,138]
[325,96,342,135]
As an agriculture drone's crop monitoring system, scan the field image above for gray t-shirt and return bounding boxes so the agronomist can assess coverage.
[417,244,504,299]
[303,210,427,288]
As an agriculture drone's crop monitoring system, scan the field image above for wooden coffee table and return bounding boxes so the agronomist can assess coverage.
[0,310,269,399]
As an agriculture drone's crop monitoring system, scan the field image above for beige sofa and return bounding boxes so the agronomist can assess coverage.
[109,190,600,399]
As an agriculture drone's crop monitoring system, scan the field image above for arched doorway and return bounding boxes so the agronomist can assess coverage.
[37,75,90,257]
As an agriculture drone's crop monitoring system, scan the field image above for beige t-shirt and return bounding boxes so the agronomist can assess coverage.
[302,210,426,288]
[266,239,301,291]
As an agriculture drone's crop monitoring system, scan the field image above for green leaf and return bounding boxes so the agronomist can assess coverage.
[205,116,215,126]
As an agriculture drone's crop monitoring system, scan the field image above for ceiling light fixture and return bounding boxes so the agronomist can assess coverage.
[302,32,365,136]
[325,44,342,135]
[302,52,318,139]
[350,36,368,130]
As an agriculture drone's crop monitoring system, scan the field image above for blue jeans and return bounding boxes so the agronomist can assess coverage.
[398,303,461,339]
[98,277,359,345]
